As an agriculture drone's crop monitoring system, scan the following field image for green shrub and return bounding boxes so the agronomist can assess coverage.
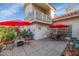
[0,26,16,42]
[0,31,5,41]
[4,32,15,41]
[20,30,28,38]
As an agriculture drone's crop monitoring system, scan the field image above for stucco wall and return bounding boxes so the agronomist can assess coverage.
[27,24,37,40]
[54,17,79,39]
[28,23,50,40]
[49,9,55,19]
[35,24,50,40]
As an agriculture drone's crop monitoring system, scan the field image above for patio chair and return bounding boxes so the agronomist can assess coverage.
[26,36,32,45]
[64,37,71,42]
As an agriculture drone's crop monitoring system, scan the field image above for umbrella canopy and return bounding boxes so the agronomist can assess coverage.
[48,23,69,28]
[0,20,31,26]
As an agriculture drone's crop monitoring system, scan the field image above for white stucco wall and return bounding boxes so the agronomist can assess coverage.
[28,24,50,40]
[27,24,37,40]
[54,18,79,39]
[35,24,50,40]
[49,9,55,19]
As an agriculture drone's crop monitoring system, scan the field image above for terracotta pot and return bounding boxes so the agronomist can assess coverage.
[0,38,6,43]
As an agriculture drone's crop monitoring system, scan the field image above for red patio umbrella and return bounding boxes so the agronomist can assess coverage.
[0,20,32,38]
[0,20,31,26]
[48,23,69,28]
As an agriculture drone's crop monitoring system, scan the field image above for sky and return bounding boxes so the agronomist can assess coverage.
[52,3,79,16]
[0,3,25,21]
[0,3,79,21]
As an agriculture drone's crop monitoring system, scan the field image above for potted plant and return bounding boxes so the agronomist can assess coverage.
[20,30,28,43]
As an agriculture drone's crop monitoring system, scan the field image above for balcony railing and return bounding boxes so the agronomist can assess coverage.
[26,10,52,24]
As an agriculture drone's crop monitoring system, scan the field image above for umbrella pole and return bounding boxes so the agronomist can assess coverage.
[16,26,20,40]
[18,26,21,40]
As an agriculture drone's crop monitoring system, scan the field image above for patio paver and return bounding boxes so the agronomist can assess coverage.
[0,39,67,56]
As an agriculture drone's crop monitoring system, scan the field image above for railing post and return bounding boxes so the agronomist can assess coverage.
[50,17,52,24]
[34,10,36,19]
[46,15,47,22]
[42,13,43,21]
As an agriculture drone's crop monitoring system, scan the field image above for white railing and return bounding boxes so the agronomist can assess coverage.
[26,10,52,23]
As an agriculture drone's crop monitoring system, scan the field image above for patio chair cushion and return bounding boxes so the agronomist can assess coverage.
[70,37,77,40]
[65,37,71,40]
[65,37,77,41]
[75,43,79,48]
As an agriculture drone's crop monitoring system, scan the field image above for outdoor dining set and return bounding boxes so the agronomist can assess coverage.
[48,23,79,56]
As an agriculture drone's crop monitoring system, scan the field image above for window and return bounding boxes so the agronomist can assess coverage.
[38,27,41,30]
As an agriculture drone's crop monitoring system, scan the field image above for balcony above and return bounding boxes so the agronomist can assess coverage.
[25,10,52,24]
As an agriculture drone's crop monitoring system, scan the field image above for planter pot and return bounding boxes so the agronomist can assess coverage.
[17,41,24,46]
[4,40,14,44]
[4,40,15,50]
[15,39,25,47]
[0,39,6,43]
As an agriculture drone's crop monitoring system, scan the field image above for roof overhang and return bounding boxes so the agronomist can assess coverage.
[54,10,79,22]
[33,3,56,11]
